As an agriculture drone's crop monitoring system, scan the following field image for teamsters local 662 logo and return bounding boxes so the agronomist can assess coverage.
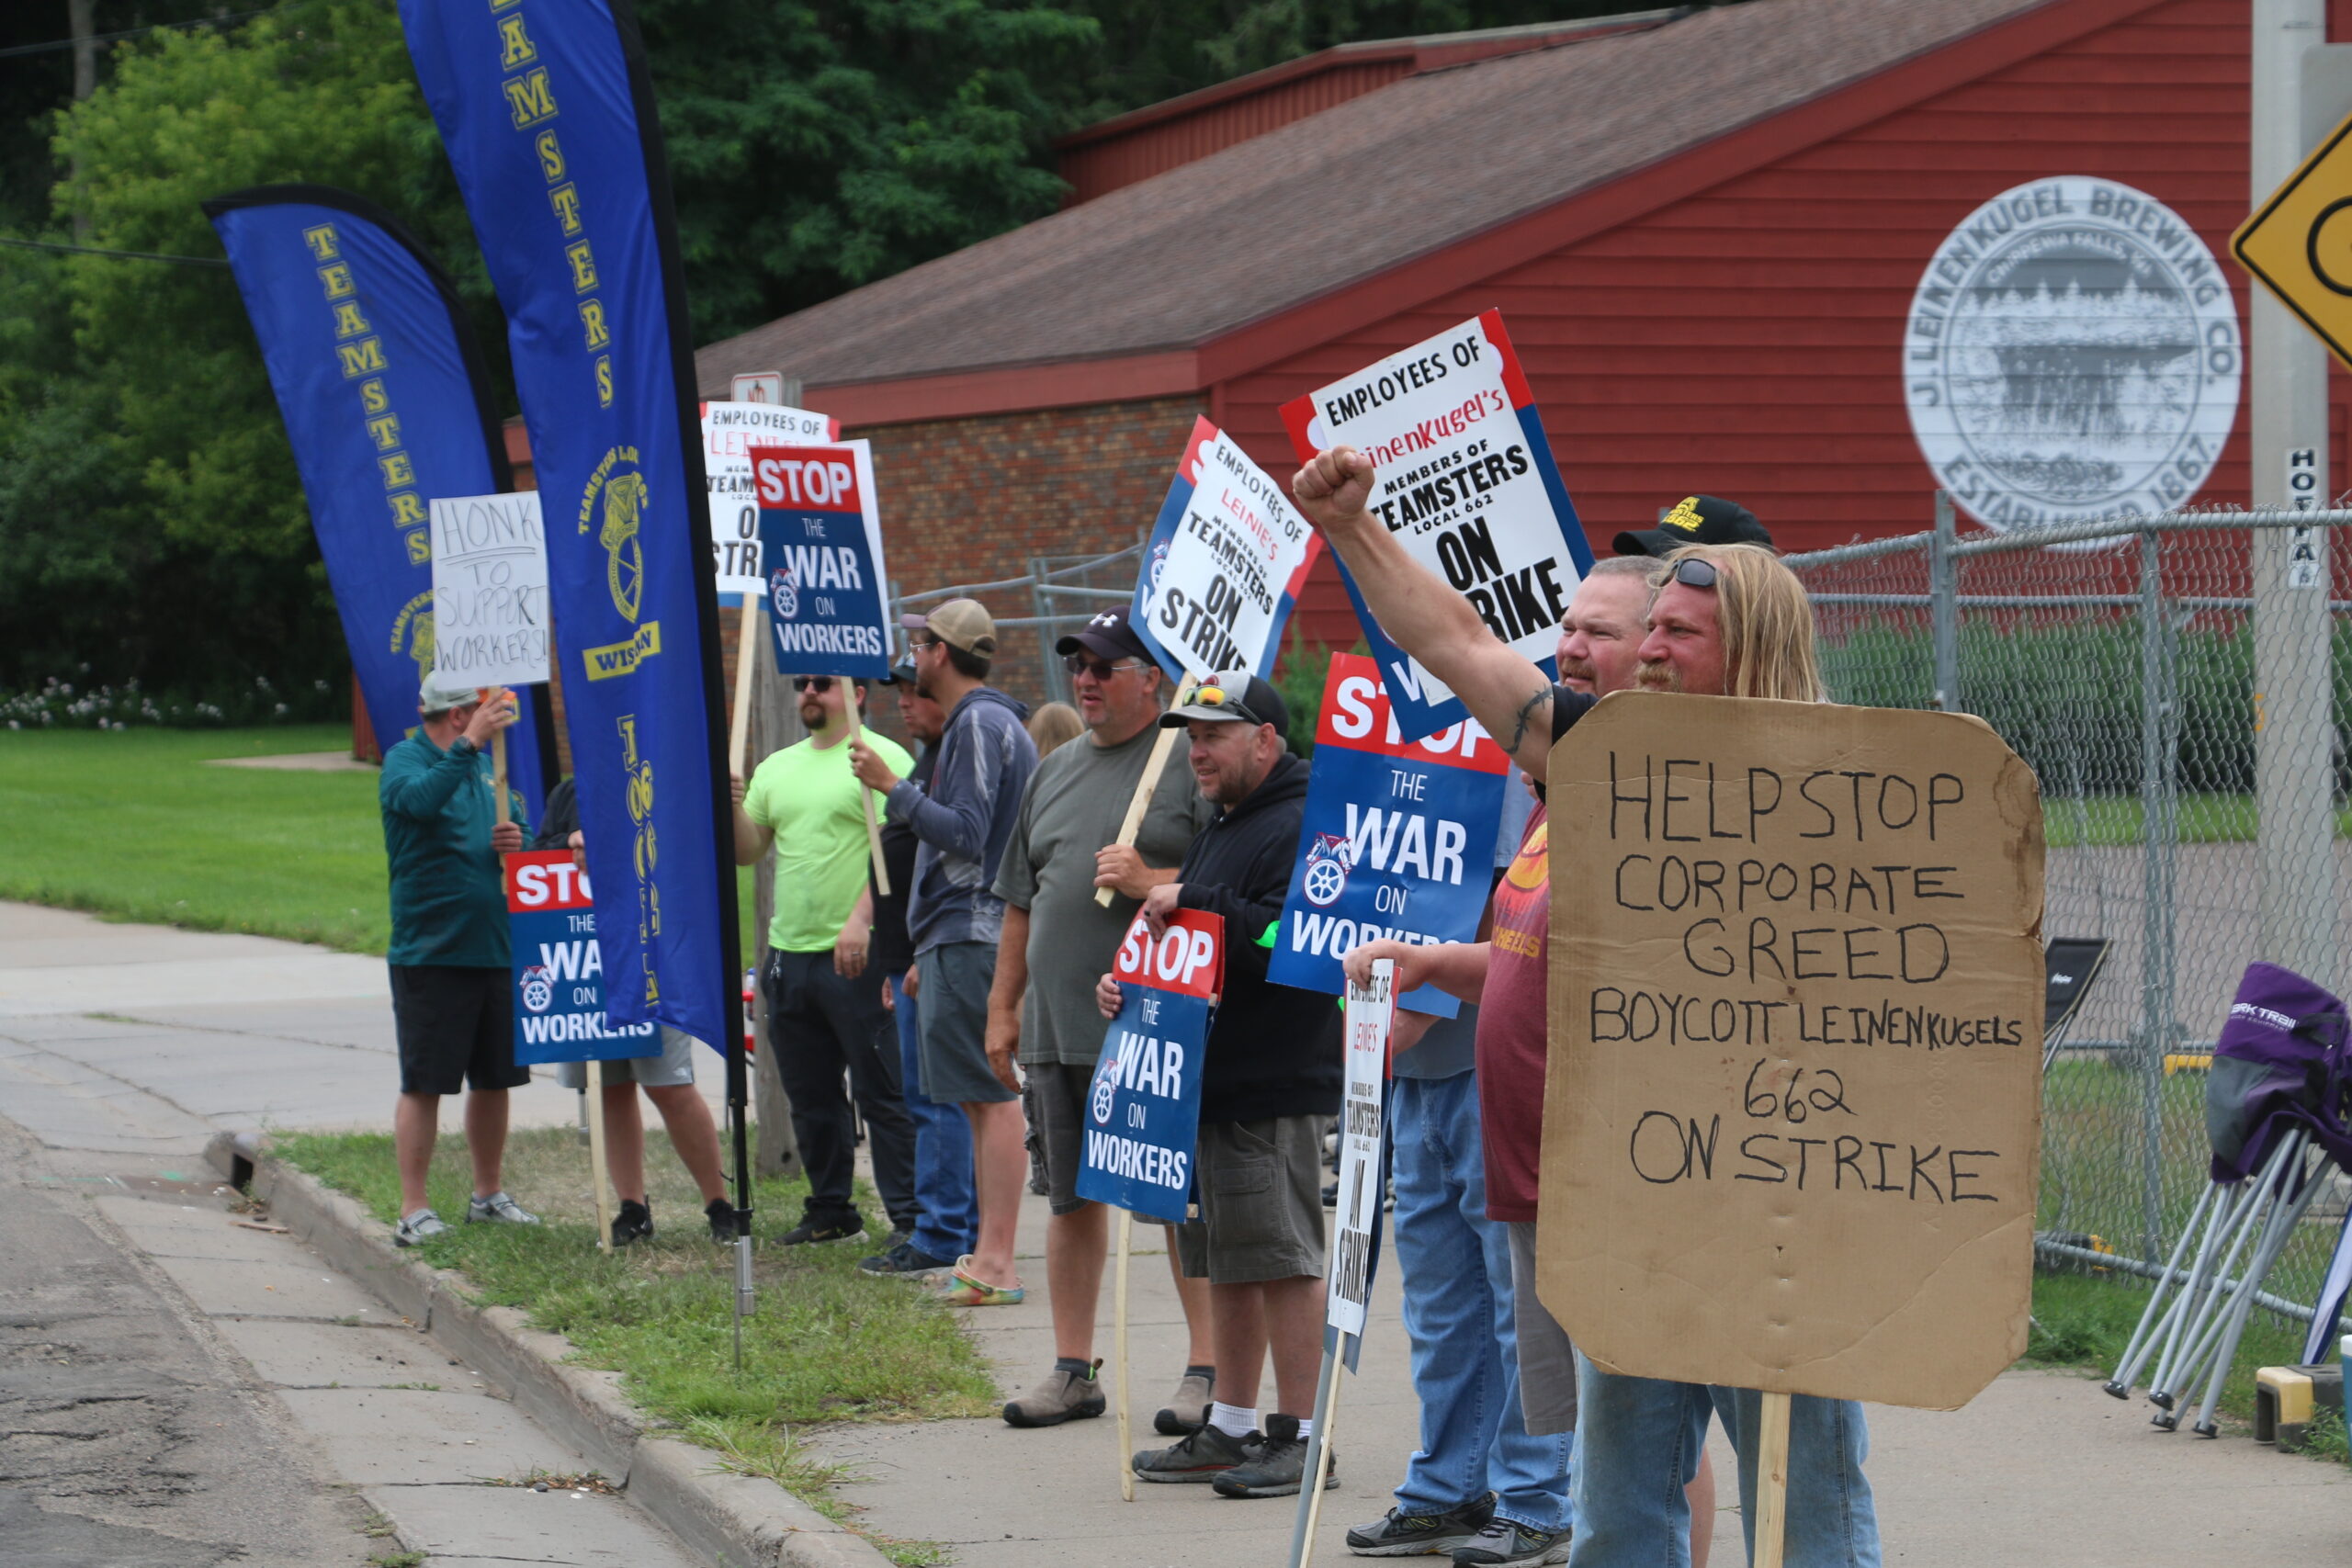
[1904,177,2242,529]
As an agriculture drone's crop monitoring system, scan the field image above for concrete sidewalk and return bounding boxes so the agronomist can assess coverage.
[6,899,2352,1565]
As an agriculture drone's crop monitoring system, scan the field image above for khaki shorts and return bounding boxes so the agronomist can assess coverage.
[1175,1115,1330,1285]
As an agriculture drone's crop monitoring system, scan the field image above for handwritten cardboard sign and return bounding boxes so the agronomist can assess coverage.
[1537,694,2043,1409]
[428,491,548,687]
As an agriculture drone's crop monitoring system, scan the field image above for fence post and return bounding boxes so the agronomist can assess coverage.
[1930,491,1960,713]
[2136,528,2178,1263]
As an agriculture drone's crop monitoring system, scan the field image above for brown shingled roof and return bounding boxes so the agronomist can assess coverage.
[694,0,2058,396]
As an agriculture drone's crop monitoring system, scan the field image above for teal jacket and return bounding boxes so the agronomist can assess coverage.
[379,731,529,968]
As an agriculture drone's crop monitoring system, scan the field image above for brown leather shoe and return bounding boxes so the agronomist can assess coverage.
[1002,1360,1106,1427]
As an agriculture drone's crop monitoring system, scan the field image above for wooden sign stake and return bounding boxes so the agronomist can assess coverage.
[585,1060,614,1253]
[729,597,762,779]
[1114,1208,1136,1502]
[1753,1389,1792,1568]
[842,694,891,897]
[1093,673,1197,908]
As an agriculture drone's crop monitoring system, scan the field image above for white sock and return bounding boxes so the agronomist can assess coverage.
[1209,1401,1259,1438]
[1294,1416,1315,1440]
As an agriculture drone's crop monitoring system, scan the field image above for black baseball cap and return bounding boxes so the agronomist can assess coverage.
[1055,606,1152,665]
[1613,495,1774,558]
[878,660,920,686]
[1159,671,1289,738]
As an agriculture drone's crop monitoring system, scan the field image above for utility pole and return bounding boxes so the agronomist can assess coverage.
[2249,0,2337,989]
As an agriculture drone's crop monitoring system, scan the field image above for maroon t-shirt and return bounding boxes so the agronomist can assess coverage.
[1476,803,1550,1222]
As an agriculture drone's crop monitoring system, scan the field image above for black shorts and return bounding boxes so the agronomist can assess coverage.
[389,964,530,1095]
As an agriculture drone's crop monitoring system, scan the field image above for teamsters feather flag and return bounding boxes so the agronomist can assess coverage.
[398,0,737,1046]
[207,185,557,817]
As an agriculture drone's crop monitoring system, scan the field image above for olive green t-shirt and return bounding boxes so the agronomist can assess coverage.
[743,730,912,952]
[992,723,1217,1066]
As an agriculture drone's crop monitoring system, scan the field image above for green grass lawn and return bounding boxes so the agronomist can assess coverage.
[2043,792,2352,847]
[273,1125,993,1562]
[0,726,760,958]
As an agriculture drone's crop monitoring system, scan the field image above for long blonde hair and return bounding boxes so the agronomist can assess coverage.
[1027,701,1084,758]
[1657,543,1823,703]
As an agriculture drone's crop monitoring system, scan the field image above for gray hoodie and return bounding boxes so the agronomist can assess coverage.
[889,684,1036,953]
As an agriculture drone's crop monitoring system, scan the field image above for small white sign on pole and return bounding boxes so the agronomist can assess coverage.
[2287,446,2324,589]
[1329,958,1394,1340]
[703,399,839,594]
[428,490,548,687]
[730,370,791,405]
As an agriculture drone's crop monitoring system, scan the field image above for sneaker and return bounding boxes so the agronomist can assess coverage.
[1002,1360,1106,1427]
[705,1197,740,1244]
[612,1198,653,1247]
[466,1190,540,1226]
[1155,1369,1216,1436]
[859,1240,956,1279]
[881,1225,915,1252]
[393,1208,448,1247]
[1451,1520,1571,1567]
[929,1258,1023,1306]
[778,1213,865,1247]
[1132,1422,1258,1483]
[1212,1414,1337,1499]
[1347,1495,1495,1557]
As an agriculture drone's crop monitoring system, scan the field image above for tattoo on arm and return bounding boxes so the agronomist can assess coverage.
[1506,684,1552,753]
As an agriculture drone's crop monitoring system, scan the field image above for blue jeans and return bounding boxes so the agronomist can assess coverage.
[1390,1073,1574,1533]
[1567,1359,1879,1568]
[892,971,975,1260]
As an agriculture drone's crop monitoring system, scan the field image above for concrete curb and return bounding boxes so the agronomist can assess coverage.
[205,1132,888,1568]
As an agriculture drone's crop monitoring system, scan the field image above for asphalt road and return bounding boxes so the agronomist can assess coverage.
[0,1113,370,1568]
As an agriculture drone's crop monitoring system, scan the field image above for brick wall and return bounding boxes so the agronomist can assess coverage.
[846,394,1207,709]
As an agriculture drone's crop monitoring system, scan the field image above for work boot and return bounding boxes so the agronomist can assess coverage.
[1346,1494,1495,1556]
[1155,1367,1216,1435]
[1001,1359,1106,1427]
[1212,1414,1336,1498]
[612,1198,653,1247]
[1132,1422,1257,1483]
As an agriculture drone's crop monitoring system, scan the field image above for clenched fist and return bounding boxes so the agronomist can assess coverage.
[1290,446,1379,536]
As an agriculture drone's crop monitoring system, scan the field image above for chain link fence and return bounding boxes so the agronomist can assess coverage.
[1784,502,2352,1325]
[888,542,1142,712]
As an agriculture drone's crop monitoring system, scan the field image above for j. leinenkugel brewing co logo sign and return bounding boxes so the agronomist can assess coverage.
[1905,177,2242,529]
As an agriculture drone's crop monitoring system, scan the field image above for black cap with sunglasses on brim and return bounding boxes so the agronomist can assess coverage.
[1612,494,1774,558]
[1159,671,1289,739]
[1054,606,1154,668]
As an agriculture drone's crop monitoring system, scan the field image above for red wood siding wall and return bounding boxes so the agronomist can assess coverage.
[1225,0,2335,612]
[1060,62,1413,205]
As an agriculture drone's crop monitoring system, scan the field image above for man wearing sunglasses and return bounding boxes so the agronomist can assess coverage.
[734,671,920,1248]
[1294,447,1871,1568]
[984,607,1222,1429]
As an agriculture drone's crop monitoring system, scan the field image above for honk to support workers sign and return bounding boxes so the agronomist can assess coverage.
[504,851,660,1066]
[1076,910,1225,1224]
[1537,694,2044,1410]
[1271,653,1510,1019]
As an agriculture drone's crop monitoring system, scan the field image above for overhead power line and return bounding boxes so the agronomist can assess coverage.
[0,234,229,268]
[0,6,277,62]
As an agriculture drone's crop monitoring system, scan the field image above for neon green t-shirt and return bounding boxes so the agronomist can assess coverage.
[743,730,913,952]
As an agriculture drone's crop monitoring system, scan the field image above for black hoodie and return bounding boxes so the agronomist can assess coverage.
[1174,752,1342,1124]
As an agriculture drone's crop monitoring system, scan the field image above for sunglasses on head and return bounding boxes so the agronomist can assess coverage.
[791,675,837,693]
[1669,558,1719,590]
[1063,652,1143,681]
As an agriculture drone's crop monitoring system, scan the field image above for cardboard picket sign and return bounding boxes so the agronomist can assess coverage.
[1076,910,1224,1224]
[1269,653,1510,1018]
[504,850,662,1066]
[428,491,549,688]
[1281,310,1592,740]
[1537,694,2044,1409]
[748,440,892,679]
[1134,418,1321,681]
[701,400,840,594]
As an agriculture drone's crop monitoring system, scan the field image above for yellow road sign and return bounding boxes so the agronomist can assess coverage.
[2236,109,2352,371]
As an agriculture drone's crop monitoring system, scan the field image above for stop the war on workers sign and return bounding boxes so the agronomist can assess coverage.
[1075,909,1224,1224]
[1280,310,1591,739]
[504,850,660,1066]
[703,400,839,594]
[1269,653,1510,1018]
[750,441,892,678]
[1134,418,1320,680]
